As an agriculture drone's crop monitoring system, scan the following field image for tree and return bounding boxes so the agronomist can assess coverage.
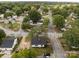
[28,10,41,23]
[70,19,79,28]
[59,9,69,18]
[0,29,6,44]
[33,4,40,10]
[22,23,32,31]
[22,4,31,12]
[27,27,41,39]
[42,6,49,14]
[12,6,23,16]
[4,12,13,18]
[63,28,79,48]
[53,15,65,29]
[51,8,60,15]
[21,16,32,31]
[31,4,40,10]
[43,17,49,28]
[0,5,6,14]
[23,16,30,23]
[73,7,79,17]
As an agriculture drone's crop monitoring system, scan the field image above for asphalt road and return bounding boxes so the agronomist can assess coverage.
[48,9,66,58]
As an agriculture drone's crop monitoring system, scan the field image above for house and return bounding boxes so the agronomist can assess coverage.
[0,36,17,54]
[31,36,47,48]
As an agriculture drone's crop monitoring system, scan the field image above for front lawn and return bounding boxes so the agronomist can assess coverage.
[12,45,53,58]
[8,22,20,31]
[67,53,79,58]
[0,54,4,57]
[31,46,53,56]
[59,38,70,51]
[59,38,79,51]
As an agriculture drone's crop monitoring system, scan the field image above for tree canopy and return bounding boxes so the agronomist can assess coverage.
[63,28,79,48]
[12,6,23,16]
[21,16,32,31]
[4,12,14,18]
[28,10,41,23]
[53,15,65,29]
[0,29,6,44]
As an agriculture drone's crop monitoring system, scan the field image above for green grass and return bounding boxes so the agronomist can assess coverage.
[31,46,53,56]
[8,22,20,31]
[11,46,53,58]
[59,38,70,51]
[67,53,79,58]
[59,38,79,51]
[0,54,4,57]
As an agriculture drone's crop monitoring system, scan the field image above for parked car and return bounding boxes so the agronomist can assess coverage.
[43,53,50,58]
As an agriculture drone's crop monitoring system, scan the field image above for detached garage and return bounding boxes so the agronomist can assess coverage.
[0,37,17,54]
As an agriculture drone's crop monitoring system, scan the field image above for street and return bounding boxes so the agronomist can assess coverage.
[48,32,66,58]
[48,9,66,58]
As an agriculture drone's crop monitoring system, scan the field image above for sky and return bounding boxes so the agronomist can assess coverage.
[0,0,79,3]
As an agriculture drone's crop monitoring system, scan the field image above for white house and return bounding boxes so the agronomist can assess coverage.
[0,37,17,54]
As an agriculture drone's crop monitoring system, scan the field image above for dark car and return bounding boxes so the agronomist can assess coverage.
[43,53,50,58]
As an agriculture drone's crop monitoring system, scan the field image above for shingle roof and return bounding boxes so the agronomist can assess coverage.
[0,37,16,48]
[31,36,47,45]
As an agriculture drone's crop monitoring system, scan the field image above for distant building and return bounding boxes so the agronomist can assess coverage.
[0,37,17,54]
[31,36,47,48]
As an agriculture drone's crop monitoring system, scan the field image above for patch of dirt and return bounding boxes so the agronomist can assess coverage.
[18,36,31,50]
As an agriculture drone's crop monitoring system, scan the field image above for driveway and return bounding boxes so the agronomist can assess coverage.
[17,36,30,50]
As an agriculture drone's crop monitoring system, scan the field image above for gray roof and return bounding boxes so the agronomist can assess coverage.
[31,36,47,45]
[0,37,16,48]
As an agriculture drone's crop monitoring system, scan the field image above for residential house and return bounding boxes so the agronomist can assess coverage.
[31,36,47,48]
[0,36,17,54]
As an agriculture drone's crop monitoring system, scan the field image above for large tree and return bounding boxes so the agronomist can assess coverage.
[63,28,79,49]
[28,10,41,23]
[53,15,65,29]
[12,6,23,16]
[42,17,49,28]
[4,12,14,18]
[21,16,32,31]
[31,4,40,10]
[0,5,6,14]
[51,7,69,18]
[22,4,31,12]
[42,6,49,14]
